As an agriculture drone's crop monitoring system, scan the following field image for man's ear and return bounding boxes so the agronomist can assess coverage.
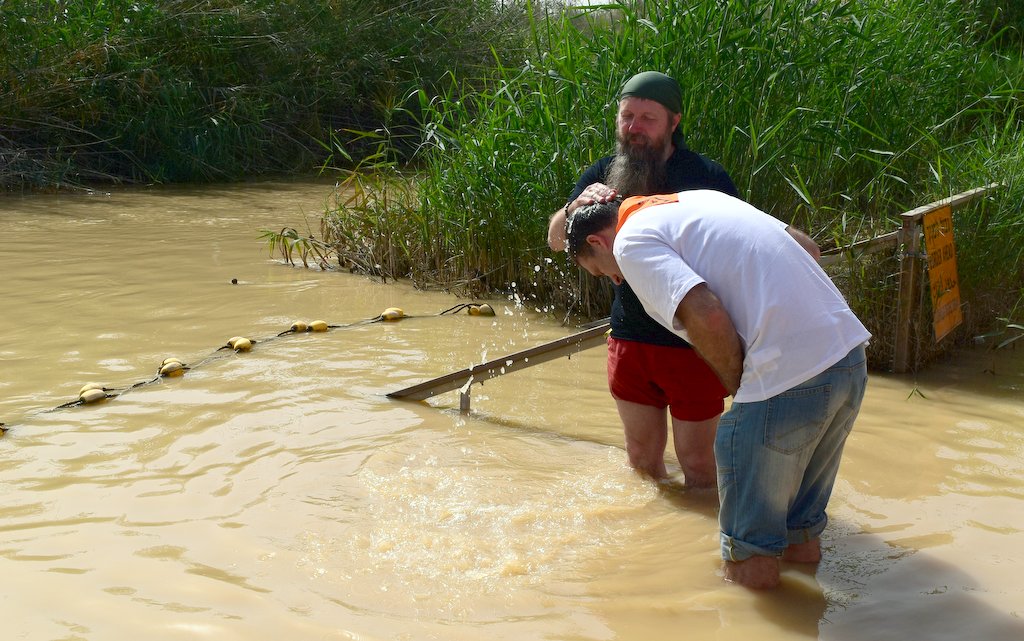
[670,112,682,132]
[586,233,609,251]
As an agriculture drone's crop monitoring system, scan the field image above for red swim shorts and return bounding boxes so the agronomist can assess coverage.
[606,336,727,422]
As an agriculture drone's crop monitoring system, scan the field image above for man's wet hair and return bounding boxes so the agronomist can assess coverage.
[565,200,620,260]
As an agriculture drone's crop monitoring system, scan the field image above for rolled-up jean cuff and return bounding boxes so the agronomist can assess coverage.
[721,517,830,562]
[787,517,828,547]
[720,533,780,562]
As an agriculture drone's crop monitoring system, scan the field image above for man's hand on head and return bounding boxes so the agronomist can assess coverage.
[552,183,620,252]
[568,182,619,215]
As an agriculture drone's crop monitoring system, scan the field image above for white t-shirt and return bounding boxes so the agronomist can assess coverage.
[613,190,871,403]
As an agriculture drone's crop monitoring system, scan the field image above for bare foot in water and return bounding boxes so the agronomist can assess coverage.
[782,538,821,563]
[724,556,780,589]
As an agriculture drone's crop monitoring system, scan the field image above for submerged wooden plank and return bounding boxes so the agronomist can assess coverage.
[387,322,611,402]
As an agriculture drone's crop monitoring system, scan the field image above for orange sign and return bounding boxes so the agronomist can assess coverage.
[923,205,962,342]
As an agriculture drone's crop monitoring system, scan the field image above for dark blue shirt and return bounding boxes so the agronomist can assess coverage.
[567,138,739,347]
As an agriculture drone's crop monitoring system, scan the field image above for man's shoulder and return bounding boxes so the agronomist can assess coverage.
[669,145,727,171]
[582,155,615,178]
[666,147,737,196]
[567,155,615,202]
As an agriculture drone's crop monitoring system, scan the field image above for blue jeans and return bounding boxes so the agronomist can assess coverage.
[716,344,868,561]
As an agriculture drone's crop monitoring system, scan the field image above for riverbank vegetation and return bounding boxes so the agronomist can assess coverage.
[317,0,1024,368]
[0,0,526,188]
[4,0,1022,368]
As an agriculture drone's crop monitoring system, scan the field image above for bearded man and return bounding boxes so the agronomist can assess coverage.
[548,71,818,488]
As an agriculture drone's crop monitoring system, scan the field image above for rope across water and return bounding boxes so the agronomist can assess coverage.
[0,303,496,433]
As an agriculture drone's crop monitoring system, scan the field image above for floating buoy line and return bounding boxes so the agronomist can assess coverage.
[0,303,496,434]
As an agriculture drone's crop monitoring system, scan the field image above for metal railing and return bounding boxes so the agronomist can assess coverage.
[819,183,1001,372]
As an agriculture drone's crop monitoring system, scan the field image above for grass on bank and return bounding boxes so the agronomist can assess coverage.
[0,0,528,189]
[315,0,1024,370]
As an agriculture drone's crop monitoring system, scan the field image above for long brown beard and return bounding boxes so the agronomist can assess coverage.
[606,134,669,197]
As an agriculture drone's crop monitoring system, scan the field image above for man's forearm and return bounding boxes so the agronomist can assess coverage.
[674,285,743,395]
[548,207,568,251]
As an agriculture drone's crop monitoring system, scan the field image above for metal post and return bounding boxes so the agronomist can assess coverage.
[893,214,922,373]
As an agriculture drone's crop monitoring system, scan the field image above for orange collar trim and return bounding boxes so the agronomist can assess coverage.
[616,193,681,232]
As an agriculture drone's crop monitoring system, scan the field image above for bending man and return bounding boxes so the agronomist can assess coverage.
[564,191,869,589]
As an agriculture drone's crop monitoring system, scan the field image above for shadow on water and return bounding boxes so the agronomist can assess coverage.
[755,567,830,638]
[582,480,1024,641]
[720,524,1024,641]
[666,527,1024,641]
[816,527,1024,641]
[615,467,1021,639]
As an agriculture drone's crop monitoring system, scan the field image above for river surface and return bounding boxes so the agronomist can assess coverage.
[1,180,1022,641]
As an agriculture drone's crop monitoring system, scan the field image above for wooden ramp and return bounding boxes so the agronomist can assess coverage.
[387,321,610,412]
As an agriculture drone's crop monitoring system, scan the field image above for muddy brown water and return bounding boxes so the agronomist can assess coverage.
[1,180,1021,640]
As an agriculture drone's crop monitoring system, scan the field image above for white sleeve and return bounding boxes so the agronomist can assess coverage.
[614,227,706,337]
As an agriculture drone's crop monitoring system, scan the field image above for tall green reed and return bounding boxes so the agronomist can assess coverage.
[0,0,527,189]
[323,0,1024,365]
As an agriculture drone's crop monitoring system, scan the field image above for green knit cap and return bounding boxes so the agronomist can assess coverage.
[619,71,682,114]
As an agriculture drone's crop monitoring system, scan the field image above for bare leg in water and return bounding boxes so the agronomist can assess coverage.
[614,397,718,487]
